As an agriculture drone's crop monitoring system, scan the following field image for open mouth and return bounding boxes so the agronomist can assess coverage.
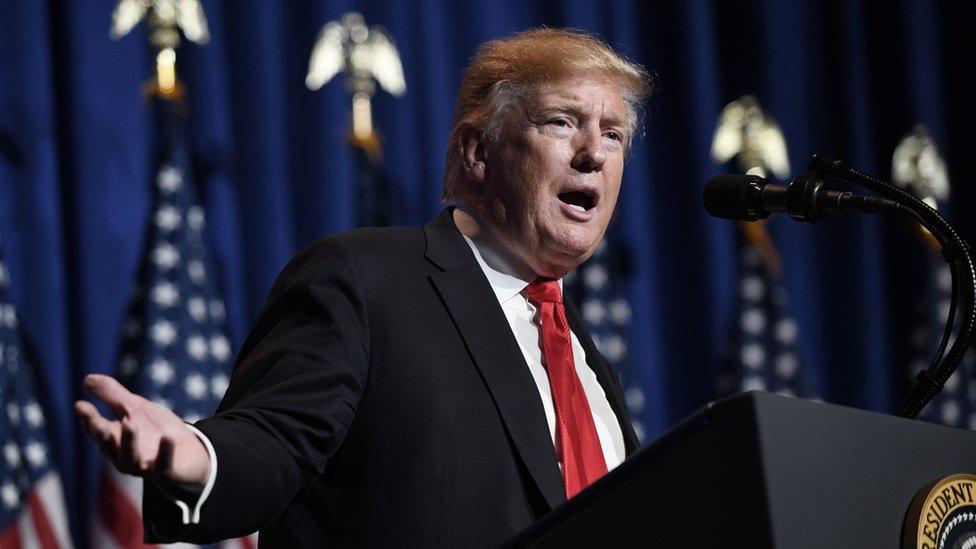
[558,190,597,213]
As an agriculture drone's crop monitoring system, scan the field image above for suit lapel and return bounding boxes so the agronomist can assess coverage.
[424,211,567,510]
[563,299,641,455]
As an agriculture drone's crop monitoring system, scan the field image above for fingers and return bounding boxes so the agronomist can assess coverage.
[77,375,202,487]
[119,416,183,476]
[77,376,157,476]
[82,374,136,418]
[74,399,122,461]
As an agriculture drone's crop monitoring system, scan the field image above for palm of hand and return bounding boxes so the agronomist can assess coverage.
[75,374,210,493]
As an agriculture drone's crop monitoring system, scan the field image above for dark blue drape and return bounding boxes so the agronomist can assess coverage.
[1,1,973,545]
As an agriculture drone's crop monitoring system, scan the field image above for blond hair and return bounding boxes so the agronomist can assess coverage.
[442,28,653,202]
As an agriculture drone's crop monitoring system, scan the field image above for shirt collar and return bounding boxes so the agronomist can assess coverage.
[461,234,562,305]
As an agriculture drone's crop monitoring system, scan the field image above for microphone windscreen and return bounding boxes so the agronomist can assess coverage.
[703,175,764,221]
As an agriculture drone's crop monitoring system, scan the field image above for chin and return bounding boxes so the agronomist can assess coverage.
[537,246,598,279]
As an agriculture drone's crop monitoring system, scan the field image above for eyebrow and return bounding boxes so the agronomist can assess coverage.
[532,103,628,129]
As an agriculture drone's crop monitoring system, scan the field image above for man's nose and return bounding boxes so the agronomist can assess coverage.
[571,126,606,173]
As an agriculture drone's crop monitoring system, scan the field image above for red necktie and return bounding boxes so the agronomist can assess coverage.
[525,278,608,498]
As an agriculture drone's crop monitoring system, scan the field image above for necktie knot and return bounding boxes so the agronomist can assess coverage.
[525,278,562,304]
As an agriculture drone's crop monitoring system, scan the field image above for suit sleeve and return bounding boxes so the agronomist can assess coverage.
[143,236,370,543]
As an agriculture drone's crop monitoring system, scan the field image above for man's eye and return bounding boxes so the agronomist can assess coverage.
[604,130,623,141]
[549,118,571,128]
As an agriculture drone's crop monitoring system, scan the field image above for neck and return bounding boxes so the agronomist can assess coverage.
[453,206,540,282]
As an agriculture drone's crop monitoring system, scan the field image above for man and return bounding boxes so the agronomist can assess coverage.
[76,28,652,547]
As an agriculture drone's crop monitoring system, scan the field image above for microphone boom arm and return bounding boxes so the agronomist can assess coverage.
[809,154,976,419]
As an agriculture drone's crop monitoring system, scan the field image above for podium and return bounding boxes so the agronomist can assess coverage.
[509,392,976,548]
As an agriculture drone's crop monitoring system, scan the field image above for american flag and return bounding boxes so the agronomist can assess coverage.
[715,235,819,399]
[92,100,255,548]
[891,127,976,429]
[563,237,645,442]
[0,235,74,548]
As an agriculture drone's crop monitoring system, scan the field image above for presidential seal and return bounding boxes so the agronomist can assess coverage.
[904,474,976,549]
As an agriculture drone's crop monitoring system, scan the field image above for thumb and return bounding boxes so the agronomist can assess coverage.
[154,436,175,479]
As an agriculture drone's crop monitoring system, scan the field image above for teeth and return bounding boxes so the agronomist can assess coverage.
[569,204,586,212]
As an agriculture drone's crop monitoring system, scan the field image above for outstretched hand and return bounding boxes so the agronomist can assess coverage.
[75,374,211,495]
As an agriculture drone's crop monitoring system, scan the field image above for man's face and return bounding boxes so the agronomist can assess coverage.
[476,75,629,278]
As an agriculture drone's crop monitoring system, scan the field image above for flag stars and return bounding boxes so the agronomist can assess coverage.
[150,320,178,346]
[157,166,184,193]
[624,387,645,413]
[601,335,627,363]
[188,260,206,285]
[608,299,631,325]
[583,265,608,290]
[24,441,46,468]
[1,304,17,328]
[187,206,205,232]
[7,403,20,425]
[149,359,175,385]
[23,401,44,427]
[187,335,208,361]
[211,373,229,398]
[4,442,19,467]
[210,335,231,362]
[741,343,766,369]
[155,205,182,231]
[1,482,19,509]
[742,375,767,392]
[187,297,208,322]
[185,374,208,400]
[740,276,765,301]
[775,319,798,344]
[152,243,181,270]
[151,282,180,307]
[209,300,225,321]
[741,309,766,335]
[774,354,799,379]
[582,301,606,324]
[941,400,961,425]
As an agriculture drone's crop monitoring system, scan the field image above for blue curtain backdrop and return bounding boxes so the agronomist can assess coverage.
[1,0,973,544]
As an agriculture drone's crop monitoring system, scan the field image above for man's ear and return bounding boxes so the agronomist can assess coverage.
[460,125,487,183]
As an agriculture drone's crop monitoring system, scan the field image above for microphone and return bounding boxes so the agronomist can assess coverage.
[703,172,901,223]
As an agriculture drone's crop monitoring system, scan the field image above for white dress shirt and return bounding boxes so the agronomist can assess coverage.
[461,235,626,472]
[174,231,627,524]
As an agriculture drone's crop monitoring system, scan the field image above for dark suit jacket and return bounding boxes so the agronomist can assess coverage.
[144,209,638,547]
